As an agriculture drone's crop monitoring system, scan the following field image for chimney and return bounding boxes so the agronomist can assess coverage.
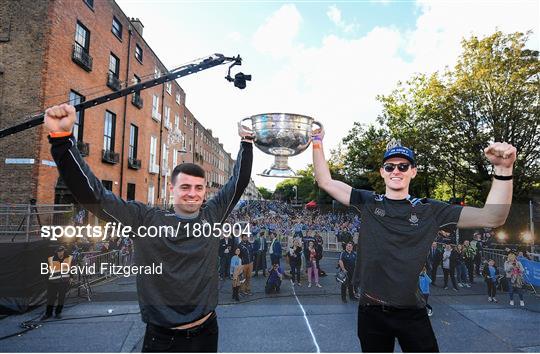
[130,18,144,36]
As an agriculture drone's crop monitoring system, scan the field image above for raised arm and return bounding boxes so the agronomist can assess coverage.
[312,126,352,206]
[45,104,149,230]
[206,123,254,222]
[457,142,517,228]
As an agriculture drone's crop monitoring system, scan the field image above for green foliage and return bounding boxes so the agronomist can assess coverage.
[257,187,273,200]
[339,31,540,202]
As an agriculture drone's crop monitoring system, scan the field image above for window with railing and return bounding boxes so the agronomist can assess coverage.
[103,110,116,152]
[72,21,92,71]
[131,74,143,108]
[107,53,121,91]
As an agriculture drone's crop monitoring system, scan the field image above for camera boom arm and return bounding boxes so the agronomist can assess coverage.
[0,54,246,139]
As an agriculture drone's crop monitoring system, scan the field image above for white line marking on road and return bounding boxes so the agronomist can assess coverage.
[290,280,321,353]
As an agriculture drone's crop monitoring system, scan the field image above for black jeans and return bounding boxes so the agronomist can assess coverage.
[430,261,440,285]
[290,260,301,283]
[443,267,458,289]
[219,254,231,278]
[46,281,69,315]
[487,280,497,298]
[465,259,475,283]
[357,305,439,353]
[142,316,218,352]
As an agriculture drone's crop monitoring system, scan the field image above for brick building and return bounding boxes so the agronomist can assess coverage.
[0,0,238,208]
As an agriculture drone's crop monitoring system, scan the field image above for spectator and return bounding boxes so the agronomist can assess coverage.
[305,241,322,288]
[288,239,303,286]
[455,244,470,288]
[419,266,433,316]
[463,240,477,284]
[314,232,327,277]
[253,231,268,277]
[265,263,283,294]
[427,242,442,287]
[442,244,459,291]
[230,247,243,302]
[268,232,282,266]
[504,253,525,307]
[482,259,499,303]
[339,242,357,303]
[238,234,254,296]
[337,225,353,251]
[472,232,484,276]
[219,233,233,280]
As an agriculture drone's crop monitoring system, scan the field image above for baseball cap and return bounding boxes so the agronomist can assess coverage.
[383,146,416,166]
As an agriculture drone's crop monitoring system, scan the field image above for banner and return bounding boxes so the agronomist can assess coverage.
[518,257,540,287]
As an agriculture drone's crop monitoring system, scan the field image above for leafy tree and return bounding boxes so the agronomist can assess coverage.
[257,187,273,200]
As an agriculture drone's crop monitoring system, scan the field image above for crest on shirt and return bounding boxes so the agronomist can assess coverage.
[409,213,419,225]
[374,208,385,217]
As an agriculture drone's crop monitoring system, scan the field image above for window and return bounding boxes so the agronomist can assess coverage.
[164,105,170,128]
[109,53,120,77]
[135,44,143,62]
[154,67,161,79]
[166,82,172,95]
[173,149,178,168]
[149,136,157,169]
[152,94,160,120]
[190,121,193,130]
[83,0,93,9]
[182,135,186,149]
[129,124,138,159]
[127,183,136,201]
[174,113,179,130]
[162,144,168,171]
[102,180,113,191]
[103,110,116,151]
[69,90,85,141]
[183,115,187,126]
[75,21,90,51]
[112,16,122,39]
[148,183,155,205]
[175,93,181,105]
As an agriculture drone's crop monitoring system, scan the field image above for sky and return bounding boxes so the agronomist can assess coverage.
[116,0,539,190]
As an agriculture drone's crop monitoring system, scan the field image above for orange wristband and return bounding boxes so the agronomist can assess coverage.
[49,132,72,138]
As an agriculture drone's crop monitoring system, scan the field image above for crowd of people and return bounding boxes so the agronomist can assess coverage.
[221,201,534,313]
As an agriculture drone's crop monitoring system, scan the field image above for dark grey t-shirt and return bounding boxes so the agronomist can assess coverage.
[350,189,463,308]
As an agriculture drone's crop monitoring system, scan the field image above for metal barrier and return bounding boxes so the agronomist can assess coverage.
[277,230,358,252]
[0,203,74,242]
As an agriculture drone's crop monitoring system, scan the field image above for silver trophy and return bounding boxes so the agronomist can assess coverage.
[240,113,322,178]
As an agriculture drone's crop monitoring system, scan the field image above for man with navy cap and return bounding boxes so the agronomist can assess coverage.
[312,129,516,352]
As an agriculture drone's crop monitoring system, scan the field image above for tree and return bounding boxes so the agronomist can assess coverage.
[340,31,539,202]
[257,187,273,200]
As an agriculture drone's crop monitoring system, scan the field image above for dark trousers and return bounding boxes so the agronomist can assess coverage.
[219,254,231,278]
[430,261,440,286]
[422,294,432,311]
[487,281,497,298]
[270,254,280,266]
[474,254,482,275]
[465,259,475,283]
[290,260,301,283]
[142,316,219,352]
[341,278,355,300]
[443,267,458,290]
[265,280,282,294]
[254,252,267,275]
[46,281,69,315]
[357,305,439,352]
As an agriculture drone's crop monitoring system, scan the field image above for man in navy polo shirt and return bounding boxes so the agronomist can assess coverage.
[312,128,516,352]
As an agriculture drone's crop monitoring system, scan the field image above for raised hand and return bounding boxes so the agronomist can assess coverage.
[44,104,76,133]
[484,142,517,169]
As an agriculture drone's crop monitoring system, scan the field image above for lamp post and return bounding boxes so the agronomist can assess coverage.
[292,185,298,205]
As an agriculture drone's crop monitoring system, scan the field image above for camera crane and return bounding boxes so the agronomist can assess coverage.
[0,53,251,139]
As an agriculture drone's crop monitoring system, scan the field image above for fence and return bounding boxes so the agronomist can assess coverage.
[276,230,358,252]
[0,203,74,242]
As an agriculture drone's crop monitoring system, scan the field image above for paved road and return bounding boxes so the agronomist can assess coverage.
[1,254,539,352]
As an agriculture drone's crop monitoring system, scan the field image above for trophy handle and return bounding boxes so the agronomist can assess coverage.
[312,120,323,134]
[239,117,253,135]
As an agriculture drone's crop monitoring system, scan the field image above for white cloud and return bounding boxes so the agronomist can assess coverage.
[326,5,358,33]
[252,4,303,58]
